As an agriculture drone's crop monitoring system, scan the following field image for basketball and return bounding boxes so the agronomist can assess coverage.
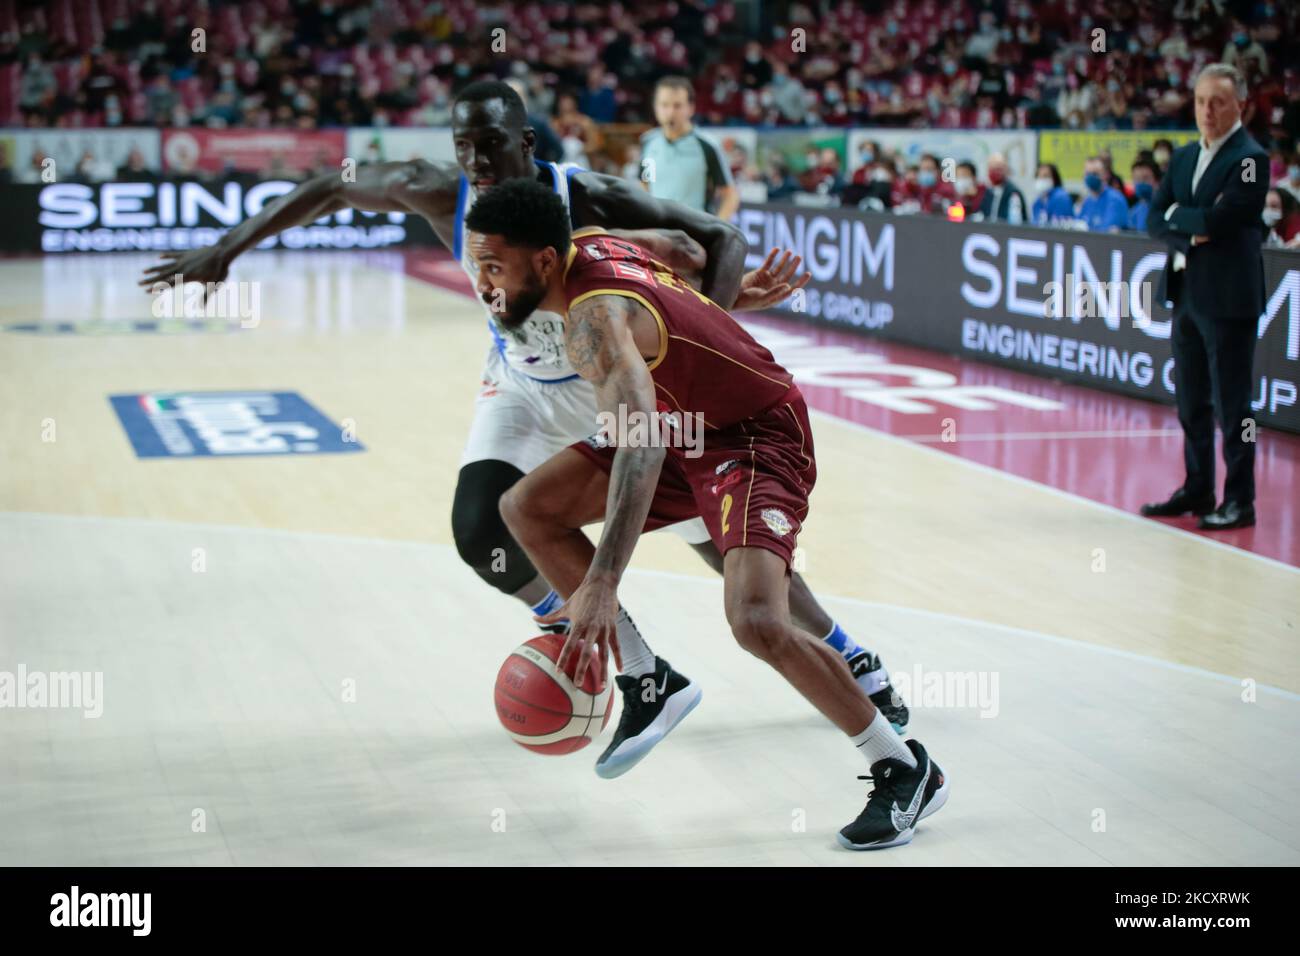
[494,634,614,754]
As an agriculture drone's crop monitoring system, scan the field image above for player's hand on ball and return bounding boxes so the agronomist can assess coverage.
[535,579,621,686]
[734,247,812,312]
[138,245,231,293]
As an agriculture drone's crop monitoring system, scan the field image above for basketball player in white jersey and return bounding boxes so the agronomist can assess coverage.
[140,80,909,778]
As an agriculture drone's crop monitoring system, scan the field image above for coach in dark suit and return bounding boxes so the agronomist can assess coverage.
[1144,63,1268,530]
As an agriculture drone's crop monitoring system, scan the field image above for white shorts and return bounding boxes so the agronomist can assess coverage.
[460,347,712,545]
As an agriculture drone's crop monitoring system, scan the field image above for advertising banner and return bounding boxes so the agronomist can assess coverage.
[161,129,346,177]
[734,203,1299,433]
[0,180,436,254]
[109,390,365,458]
[344,127,455,165]
[1037,130,1198,186]
[0,128,162,183]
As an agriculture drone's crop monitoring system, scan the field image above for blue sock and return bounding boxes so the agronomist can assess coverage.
[824,623,890,695]
[822,622,865,662]
[530,589,564,618]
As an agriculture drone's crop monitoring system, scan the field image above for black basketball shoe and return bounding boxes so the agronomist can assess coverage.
[847,652,910,734]
[837,739,950,850]
[594,657,702,779]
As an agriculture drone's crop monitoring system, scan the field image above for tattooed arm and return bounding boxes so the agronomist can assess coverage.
[552,294,666,683]
[569,294,666,584]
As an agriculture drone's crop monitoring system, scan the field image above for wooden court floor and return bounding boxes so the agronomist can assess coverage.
[1,251,1296,865]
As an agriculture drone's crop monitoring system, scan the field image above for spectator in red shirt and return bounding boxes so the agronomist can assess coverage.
[896,153,957,214]
[953,160,986,216]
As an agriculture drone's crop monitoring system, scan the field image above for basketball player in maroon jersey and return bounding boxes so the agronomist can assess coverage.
[465,177,949,849]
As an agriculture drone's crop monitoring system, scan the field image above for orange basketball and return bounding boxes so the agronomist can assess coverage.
[494,634,614,754]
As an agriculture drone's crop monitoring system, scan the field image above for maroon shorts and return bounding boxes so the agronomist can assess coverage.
[570,389,817,567]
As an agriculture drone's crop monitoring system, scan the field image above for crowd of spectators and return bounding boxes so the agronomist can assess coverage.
[2,0,1299,246]
[707,133,1300,244]
[2,1,1297,144]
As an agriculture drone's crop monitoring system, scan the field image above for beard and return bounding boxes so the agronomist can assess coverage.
[490,272,548,335]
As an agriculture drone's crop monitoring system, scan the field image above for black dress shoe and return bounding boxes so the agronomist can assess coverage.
[1198,502,1255,530]
[1139,488,1216,517]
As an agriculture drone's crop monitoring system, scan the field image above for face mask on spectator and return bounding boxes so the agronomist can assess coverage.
[944,61,957,76]
[918,170,937,188]
[956,176,974,194]
[1084,172,1104,193]
[1289,165,1300,181]
[860,149,875,164]
[987,167,1006,185]
[1234,33,1249,48]
[1154,149,1171,165]
[1135,182,1154,201]
[1035,176,1054,194]
[1262,208,1282,226]
[1169,72,1182,86]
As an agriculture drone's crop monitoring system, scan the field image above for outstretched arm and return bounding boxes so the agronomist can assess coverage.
[139,160,460,290]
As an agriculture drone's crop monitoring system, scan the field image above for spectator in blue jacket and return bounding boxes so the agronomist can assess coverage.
[1127,157,1158,232]
[1077,155,1130,232]
[1031,162,1074,226]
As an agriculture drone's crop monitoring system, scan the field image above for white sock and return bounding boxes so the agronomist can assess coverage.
[851,710,916,768]
[616,608,656,677]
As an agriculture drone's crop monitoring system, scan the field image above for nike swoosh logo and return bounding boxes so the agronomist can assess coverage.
[656,672,669,697]
[890,758,930,832]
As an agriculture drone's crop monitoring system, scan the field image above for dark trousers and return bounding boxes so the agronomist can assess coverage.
[1170,306,1258,506]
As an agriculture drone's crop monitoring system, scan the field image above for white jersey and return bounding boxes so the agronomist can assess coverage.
[454,159,712,547]
[455,160,584,382]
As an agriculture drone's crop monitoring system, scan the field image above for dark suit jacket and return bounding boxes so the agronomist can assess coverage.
[1147,125,1268,322]
[977,182,1026,223]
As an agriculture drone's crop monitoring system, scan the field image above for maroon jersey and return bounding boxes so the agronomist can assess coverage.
[563,229,796,431]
